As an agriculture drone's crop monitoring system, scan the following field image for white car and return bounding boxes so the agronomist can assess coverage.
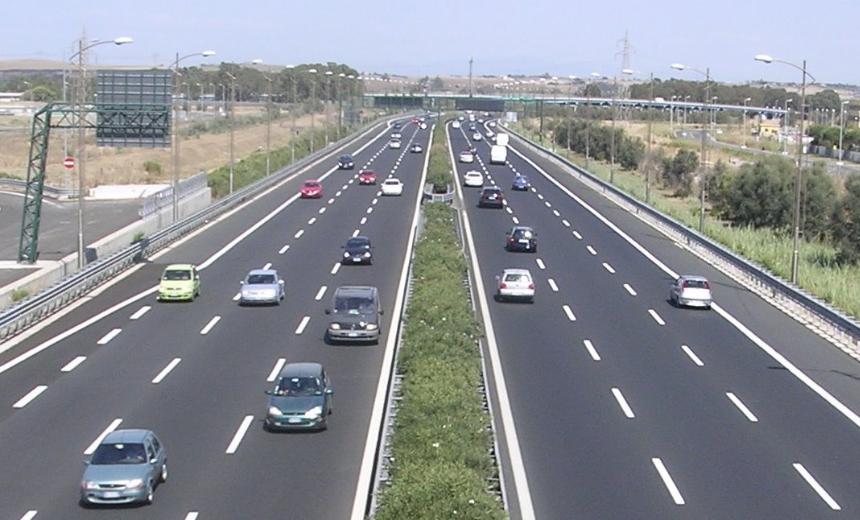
[472,132,483,141]
[463,170,484,187]
[459,151,475,163]
[389,139,402,149]
[496,268,535,302]
[420,123,428,129]
[381,178,404,196]
[452,121,461,129]
[488,121,497,128]
[486,130,495,138]
[669,275,712,309]
[458,116,465,122]
[391,132,402,139]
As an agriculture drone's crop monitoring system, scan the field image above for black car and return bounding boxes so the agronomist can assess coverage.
[338,154,354,170]
[325,286,382,344]
[410,144,424,153]
[342,236,373,265]
[393,122,402,129]
[505,226,538,252]
[479,186,505,208]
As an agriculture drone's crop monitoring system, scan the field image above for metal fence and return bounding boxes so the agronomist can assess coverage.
[138,172,209,217]
[808,145,860,164]
[0,178,77,199]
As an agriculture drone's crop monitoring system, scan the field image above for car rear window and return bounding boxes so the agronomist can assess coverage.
[163,270,190,281]
[683,279,709,289]
[276,376,322,396]
[305,181,320,187]
[91,443,147,465]
[247,274,276,284]
[504,273,530,282]
[513,229,533,238]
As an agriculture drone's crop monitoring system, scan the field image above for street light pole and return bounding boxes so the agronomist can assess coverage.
[838,100,848,175]
[286,65,296,163]
[308,68,317,153]
[251,59,273,176]
[324,70,333,147]
[671,63,710,232]
[225,71,236,194]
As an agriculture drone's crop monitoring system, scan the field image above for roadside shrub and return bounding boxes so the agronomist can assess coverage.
[143,161,162,175]
[11,288,29,302]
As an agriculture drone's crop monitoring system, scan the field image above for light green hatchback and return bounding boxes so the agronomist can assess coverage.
[157,264,200,302]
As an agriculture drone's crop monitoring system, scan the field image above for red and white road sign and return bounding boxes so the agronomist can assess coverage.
[63,157,76,170]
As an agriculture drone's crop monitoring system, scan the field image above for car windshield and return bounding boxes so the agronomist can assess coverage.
[346,238,370,249]
[91,443,147,465]
[247,274,276,284]
[334,295,375,314]
[504,273,530,283]
[163,269,190,281]
[340,155,351,162]
[275,376,322,397]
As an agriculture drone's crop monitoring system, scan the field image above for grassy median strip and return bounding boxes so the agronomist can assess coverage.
[375,118,504,519]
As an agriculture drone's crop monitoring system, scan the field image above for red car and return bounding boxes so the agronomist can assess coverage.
[300,180,323,198]
[359,170,378,185]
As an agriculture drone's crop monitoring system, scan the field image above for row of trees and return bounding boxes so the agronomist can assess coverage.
[807,124,860,152]
[552,119,644,170]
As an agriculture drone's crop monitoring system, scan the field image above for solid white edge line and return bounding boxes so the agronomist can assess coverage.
[583,340,601,361]
[200,316,221,335]
[563,304,577,321]
[20,511,38,520]
[152,358,182,384]
[445,123,536,520]
[129,306,151,320]
[648,309,666,326]
[85,418,123,455]
[12,385,48,408]
[726,392,758,422]
[652,457,685,505]
[350,121,435,520]
[611,387,636,418]
[623,283,638,296]
[315,286,328,301]
[60,355,87,372]
[548,278,559,292]
[793,463,841,510]
[96,328,122,345]
[225,415,255,454]
[295,316,310,335]
[267,358,287,382]
[680,345,704,366]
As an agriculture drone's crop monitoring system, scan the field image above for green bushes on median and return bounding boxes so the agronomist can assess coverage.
[426,119,454,193]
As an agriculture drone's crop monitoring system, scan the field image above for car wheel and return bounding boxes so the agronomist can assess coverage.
[144,483,154,505]
[160,463,168,483]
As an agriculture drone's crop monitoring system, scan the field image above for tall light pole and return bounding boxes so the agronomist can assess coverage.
[671,63,711,233]
[308,68,318,152]
[742,97,751,148]
[337,72,346,139]
[69,34,133,269]
[171,50,215,222]
[567,75,576,152]
[324,70,333,146]
[251,59,273,176]
[838,99,849,175]
[286,65,296,162]
[585,72,602,168]
[225,70,237,194]
[755,54,815,284]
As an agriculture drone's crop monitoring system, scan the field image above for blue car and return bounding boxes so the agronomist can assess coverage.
[512,175,530,191]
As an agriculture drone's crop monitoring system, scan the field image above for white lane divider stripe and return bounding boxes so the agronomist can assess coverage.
[726,392,759,422]
[336,190,342,197]
[267,358,287,382]
[352,229,360,238]
[129,306,150,320]
[586,245,597,255]
[505,206,512,214]
[623,284,637,296]
[85,418,123,455]
[233,292,241,301]
[611,388,636,418]
[366,207,374,214]
[648,309,666,326]
[328,198,335,204]
[652,458,685,505]
[573,230,583,240]
[583,340,601,361]
[794,463,841,510]
[562,219,571,227]
[536,258,546,270]
[547,279,559,292]
[225,415,255,454]
[331,263,341,275]
[360,217,368,225]
[20,512,38,520]
[294,229,304,239]
[97,329,122,345]
[602,262,616,274]
[372,198,378,205]
[537,193,544,200]
[319,207,326,214]
[61,356,87,372]
[512,216,520,224]
[184,513,200,520]
[544,201,552,208]
[562,305,577,321]
[200,316,221,335]
[315,286,328,301]
[279,244,290,255]
[552,209,560,217]
[308,217,317,225]
[262,262,272,270]
[152,358,182,384]
[13,385,48,408]
[295,316,311,335]
[680,345,704,366]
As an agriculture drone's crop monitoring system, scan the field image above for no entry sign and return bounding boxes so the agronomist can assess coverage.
[63,157,76,170]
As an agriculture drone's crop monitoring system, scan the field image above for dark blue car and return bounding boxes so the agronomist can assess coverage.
[338,154,354,170]
[512,175,530,191]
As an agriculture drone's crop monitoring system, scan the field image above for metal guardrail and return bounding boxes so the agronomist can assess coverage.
[422,183,455,203]
[501,123,860,353]
[0,178,77,199]
[138,172,209,217]
[0,116,405,341]
[809,145,860,165]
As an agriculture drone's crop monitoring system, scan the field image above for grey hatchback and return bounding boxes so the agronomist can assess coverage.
[325,286,383,344]
[80,429,167,506]
[265,362,334,431]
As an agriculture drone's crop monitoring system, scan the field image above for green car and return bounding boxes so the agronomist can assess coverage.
[157,264,200,302]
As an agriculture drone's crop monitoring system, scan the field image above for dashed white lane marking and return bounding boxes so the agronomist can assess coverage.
[348,179,355,184]
[602,262,616,274]
[583,340,601,361]
[152,358,182,384]
[294,229,304,239]
[12,385,48,408]
[200,316,221,335]
[295,316,311,335]
[315,286,328,301]
[233,292,241,301]
[85,418,123,455]
[586,245,597,255]
[376,191,382,197]
[793,463,841,510]
[562,219,571,227]
[512,216,520,224]
[562,305,577,321]
[360,217,368,225]
[573,230,583,240]
[97,328,122,345]
[552,209,560,217]
[648,309,666,326]
[352,229,360,238]
[308,217,317,225]
[342,184,349,190]
[681,345,704,366]
[544,201,552,208]
[537,193,544,200]
[652,458,685,505]
[328,198,335,204]
[129,306,150,320]
[225,415,255,454]
[184,513,200,520]
[279,244,290,254]
[318,207,326,214]
[547,279,559,292]
[505,206,513,214]
[611,388,636,418]
[61,356,87,372]
[372,198,378,205]
[336,190,343,197]
[331,263,341,275]
[536,258,546,270]
[726,392,759,422]
[623,284,637,296]
[267,358,287,382]
[366,207,374,214]
[262,262,272,270]
[20,512,38,520]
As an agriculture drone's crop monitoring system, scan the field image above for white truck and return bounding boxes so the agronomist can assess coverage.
[490,133,509,164]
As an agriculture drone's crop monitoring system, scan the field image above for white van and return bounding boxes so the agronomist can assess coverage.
[495,133,510,147]
[490,145,507,164]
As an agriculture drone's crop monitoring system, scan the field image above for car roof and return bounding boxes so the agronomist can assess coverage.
[383,178,401,183]
[465,170,482,175]
[102,429,153,444]
[334,286,377,297]
[340,154,352,159]
[503,268,532,276]
[247,269,278,277]
[304,179,320,184]
[164,264,195,270]
[482,186,502,191]
[347,236,370,242]
[511,226,534,232]
[679,275,709,282]
[279,362,324,378]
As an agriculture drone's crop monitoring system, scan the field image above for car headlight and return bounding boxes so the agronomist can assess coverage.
[127,478,144,488]
[366,323,379,331]
[83,481,99,490]
[330,323,341,330]
[268,406,282,416]
[363,252,372,258]
[344,252,351,258]
[304,406,323,419]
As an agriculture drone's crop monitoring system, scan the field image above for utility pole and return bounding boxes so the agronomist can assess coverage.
[468,57,474,98]
[646,72,654,204]
[76,33,88,269]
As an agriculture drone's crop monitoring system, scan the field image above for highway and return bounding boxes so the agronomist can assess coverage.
[450,120,860,519]
[0,116,430,519]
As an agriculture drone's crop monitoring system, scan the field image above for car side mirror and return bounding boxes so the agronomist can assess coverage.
[149,457,158,465]
[279,280,285,286]
[325,388,334,395]
[324,308,331,315]
[265,390,274,396]
[83,459,91,466]
[240,281,244,285]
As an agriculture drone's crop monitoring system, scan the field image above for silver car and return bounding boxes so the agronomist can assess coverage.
[669,275,712,309]
[80,429,167,506]
[239,269,285,305]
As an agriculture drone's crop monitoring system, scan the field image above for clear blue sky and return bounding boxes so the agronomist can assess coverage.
[3,0,858,85]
